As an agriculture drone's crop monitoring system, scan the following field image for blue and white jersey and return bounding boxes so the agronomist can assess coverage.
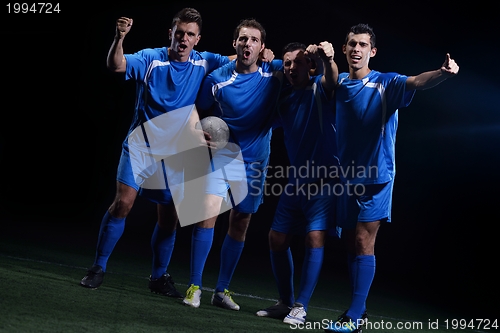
[196,60,284,162]
[335,70,415,184]
[275,75,338,185]
[123,47,229,149]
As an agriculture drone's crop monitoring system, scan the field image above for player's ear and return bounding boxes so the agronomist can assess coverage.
[342,44,347,54]
[168,28,172,41]
[370,47,377,57]
[195,34,201,46]
[260,42,265,53]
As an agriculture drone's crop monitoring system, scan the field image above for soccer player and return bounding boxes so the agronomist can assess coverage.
[181,18,284,310]
[325,23,459,332]
[255,41,339,325]
[79,8,233,297]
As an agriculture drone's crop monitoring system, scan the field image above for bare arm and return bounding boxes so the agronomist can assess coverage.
[306,42,338,97]
[107,17,133,72]
[406,53,459,90]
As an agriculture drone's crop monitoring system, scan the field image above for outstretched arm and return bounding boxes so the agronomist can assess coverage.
[107,17,133,72]
[406,53,459,90]
[306,41,338,97]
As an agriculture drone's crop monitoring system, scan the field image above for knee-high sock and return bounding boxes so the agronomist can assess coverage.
[346,255,375,320]
[189,226,214,288]
[215,235,244,293]
[94,211,126,272]
[150,224,176,279]
[296,247,324,311]
[270,248,294,307]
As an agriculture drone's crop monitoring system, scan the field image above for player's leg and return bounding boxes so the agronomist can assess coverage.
[329,181,393,332]
[212,158,267,310]
[345,220,379,320]
[80,181,137,288]
[257,190,298,319]
[255,229,296,319]
[148,202,183,298]
[285,184,333,325]
[81,147,141,289]
[183,194,223,308]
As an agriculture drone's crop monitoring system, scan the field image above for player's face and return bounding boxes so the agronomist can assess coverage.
[342,33,377,71]
[283,49,311,87]
[233,27,265,70]
[169,22,201,60]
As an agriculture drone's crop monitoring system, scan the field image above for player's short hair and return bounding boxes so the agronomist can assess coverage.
[233,18,266,44]
[281,42,307,58]
[346,23,376,48]
[172,7,202,32]
[282,42,314,68]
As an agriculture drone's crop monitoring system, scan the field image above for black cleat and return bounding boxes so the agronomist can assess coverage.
[80,265,104,289]
[256,300,292,319]
[148,273,183,299]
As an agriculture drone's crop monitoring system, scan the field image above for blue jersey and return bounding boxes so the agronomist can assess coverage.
[336,70,415,184]
[124,47,229,149]
[275,75,338,185]
[196,60,284,162]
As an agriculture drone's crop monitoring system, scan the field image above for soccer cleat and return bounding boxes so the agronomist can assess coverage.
[80,265,104,289]
[182,284,201,308]
[283,302,307,325]
[211,289,240,311]
[256,299,292,319]
[148,273,183,299]
[324,311,368,333]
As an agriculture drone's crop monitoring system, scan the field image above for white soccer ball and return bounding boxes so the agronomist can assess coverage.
[198,116,230,149]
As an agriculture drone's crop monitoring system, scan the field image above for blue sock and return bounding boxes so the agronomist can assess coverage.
[150,224,176,279]
[346,255,375,321]
[94,211,126,272]
[190,226,214,288]
[215,235,244,292]
[296,247,324,311]
[270,248,294,307]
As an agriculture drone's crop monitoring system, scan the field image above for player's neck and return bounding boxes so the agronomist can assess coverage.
[349,67,371,80]
[235,61,259,74]
[168,48,189,62]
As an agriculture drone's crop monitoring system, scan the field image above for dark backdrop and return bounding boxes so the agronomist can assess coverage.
[1,0,497,319]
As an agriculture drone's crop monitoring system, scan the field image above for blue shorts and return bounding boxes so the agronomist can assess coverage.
[271,178,338,235]
[206,150,269,214]
[337,179,394,230]
[116,147,175,204]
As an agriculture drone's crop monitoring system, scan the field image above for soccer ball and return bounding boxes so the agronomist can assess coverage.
[198,116,230,149]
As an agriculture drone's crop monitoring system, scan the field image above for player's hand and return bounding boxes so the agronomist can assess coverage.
[260,48,275,62]
[305,44,320,61]
[116,17,133,39]
[202,131,219,149]
[318,41,334,61]
[441,53,459,76]
[193,122,218,149]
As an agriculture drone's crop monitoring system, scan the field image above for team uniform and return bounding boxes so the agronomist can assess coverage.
[119,47,230,204]
[335,70,415,229]
[266,74,338,320]
[90,47,229,281]
[196,59,284,213]
[188,59,284,294]
[332,69,415,329]
[273,74,339,234]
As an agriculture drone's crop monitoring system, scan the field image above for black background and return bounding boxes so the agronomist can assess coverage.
[1,0,498,319]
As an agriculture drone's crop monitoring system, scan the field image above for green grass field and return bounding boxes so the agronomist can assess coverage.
[0,223,494,333]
